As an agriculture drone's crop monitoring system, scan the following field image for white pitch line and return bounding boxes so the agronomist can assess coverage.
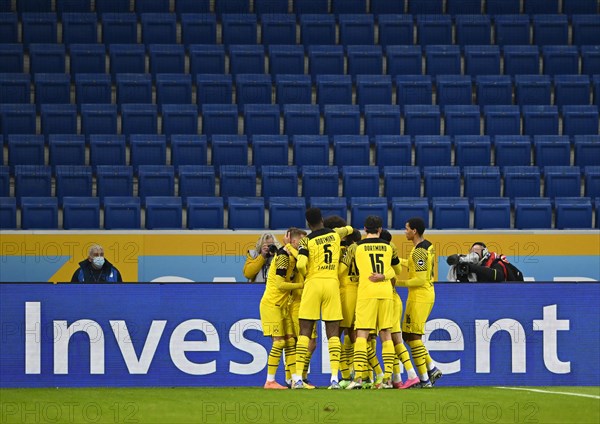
[496,386,600,400]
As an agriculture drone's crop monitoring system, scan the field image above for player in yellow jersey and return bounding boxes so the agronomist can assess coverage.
[259,228,307,389]
[345,216,401,389]
[293,208,354,389]
[396,217,442,388]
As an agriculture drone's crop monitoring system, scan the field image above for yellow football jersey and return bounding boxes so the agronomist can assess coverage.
[403,239,436,301]
[261,248,299,306]
[354,238,399,300]
[297,226,353,281]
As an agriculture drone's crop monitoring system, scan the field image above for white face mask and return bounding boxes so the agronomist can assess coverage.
[92,257,105,269]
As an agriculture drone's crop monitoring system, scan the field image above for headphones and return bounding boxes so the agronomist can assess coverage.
[471,242,489,262]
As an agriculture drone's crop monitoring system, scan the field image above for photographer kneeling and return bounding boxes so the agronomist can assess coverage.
[447,242,523,282]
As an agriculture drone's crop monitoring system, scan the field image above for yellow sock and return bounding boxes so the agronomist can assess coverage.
[367,343,383,376]
[393,356,401,377]
[340,335,353,379]
[395,341,415,372]
[267,339,285,380]
[407,339,429,381]
[353,337,368,381]
[302,346,314,380]
[284,338,296,381]
[381,340,395,380]
[328,336,341,382]
[294,335,309,381]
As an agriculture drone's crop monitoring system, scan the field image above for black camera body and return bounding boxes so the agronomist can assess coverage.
[456,263,471,281]
[268,244,278,256]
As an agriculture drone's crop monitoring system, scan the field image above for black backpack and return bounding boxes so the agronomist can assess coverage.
[492,258,524,282]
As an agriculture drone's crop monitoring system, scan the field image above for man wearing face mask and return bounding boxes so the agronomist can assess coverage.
[71,244,123,283]
[446,242,508,282]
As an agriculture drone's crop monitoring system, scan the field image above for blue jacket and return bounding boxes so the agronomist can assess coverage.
[71,259,123,283]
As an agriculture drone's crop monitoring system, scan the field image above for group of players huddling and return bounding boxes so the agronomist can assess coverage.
[259,208,442,390]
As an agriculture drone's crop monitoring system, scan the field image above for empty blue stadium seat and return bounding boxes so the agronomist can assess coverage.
[426,45,461,77]
[0,12,18,43]
[162,104,199,138]
[503,46,540,76]
[409,0,443,14]
[48,135,85,167]
[253,135,288,167]
[229,44,265,76]
[572,15,600,46]
[415,135,452,167]
[41,103,77,138]
[432,197,470,229]
[544,166,581,198]
[514,197,552,229]
[309,197,347,220]
[14,165,52,201]
[339,14,375,45]
[533,14,568,47]
[494,15,530,46]
[0,104,36,138]
[391,197,429,229]
[96,165,133,201]
[487,0,520,14]
[236,74,272,111]
[317,75,353,110]
[116,73,152,104]
[484,106,521,136]
[0,165,9,197]
[222,13,257,45]
[244,104,280,139]
[515,75,551,105]
[347,45,383,80]
[377,14,413,46]
[581,46,600,77]
[444,105,481,136]
[356,75,392,111]
[141,13,176,45]
[254,0,288,14]
[334,135,370,167]
[310,46,345,80]
[564,0,598,15]
[492,135,528,167]
[34,73,70,109]
[418,15,452,46]
[543,46,579,76]
[0,73,30,104]
[293,135,329,168]
[584,166,600,198]
[8,135,45,169]
[145,196,183,229]
[463,166,501,200]
[474,197,511,229]
[196,74,232,105]
[262,166,298,198]
[375,136,412,168]
[522,105,559,136]
[396,75,432,107]
[562,105,599,137]
[81,104,118,137]
[21,196,58,229]
[177,165,214,198]
[437,75,473,106]
[22,12,57,46]
[283,104,320,136]
[464,45,500,76]
[121,104,158,135]
[220,165,257,198]
[384,166,421,199]
[130,135,167,169]
[448,0,483,14]
[137,165,175,203]
[525,0,559,14]
[109,44,146,76]
[268,45,304,77]
[350,197,388,227]
[75,73,111,105]
[0,44,24,72]
[181,13,216,46]
[228,197,264,229]
[371,0,404,14]
[189,45,226,76]
[103,196,141,230]
[476,75,513,106]
[295,0,329,14]
[215,0,250,16]
[261,14,296,45]
[454,135,492,167]
[148,44,185,76]
[300,14,336,47]
[386,45,423,76]
[55,165,93,203]
[211,135,248,167]
[96,0,130,14]
[364,105,401,140]
[0,196,16,229]
[29,43,65,73]
[156,74,192,105]
[332,0,366,14]
[136,0,170,14]
[456,15,491,46]
[404,105,441,136]
[102,13,137,45]
[503,166,541,198]
[594,76,600,107]
[89,135,127,167]
[275,74,312,106]
[325,105,361,140]
[424,166,461,198]
[186,196,224,229]
[62,13,97,45]
[575,136,600,169]
[301,165,339,197]
[69,44,106,75]
[555,197,593,229]
[534,135,571,167]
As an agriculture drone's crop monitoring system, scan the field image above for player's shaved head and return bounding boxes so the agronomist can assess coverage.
[305,208,323,227]
[323,215,346,229]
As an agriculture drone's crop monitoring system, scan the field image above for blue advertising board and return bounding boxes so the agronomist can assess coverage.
[1,283,598,388]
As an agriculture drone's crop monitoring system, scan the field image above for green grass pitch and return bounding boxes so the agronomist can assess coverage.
[1,386,599,423]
